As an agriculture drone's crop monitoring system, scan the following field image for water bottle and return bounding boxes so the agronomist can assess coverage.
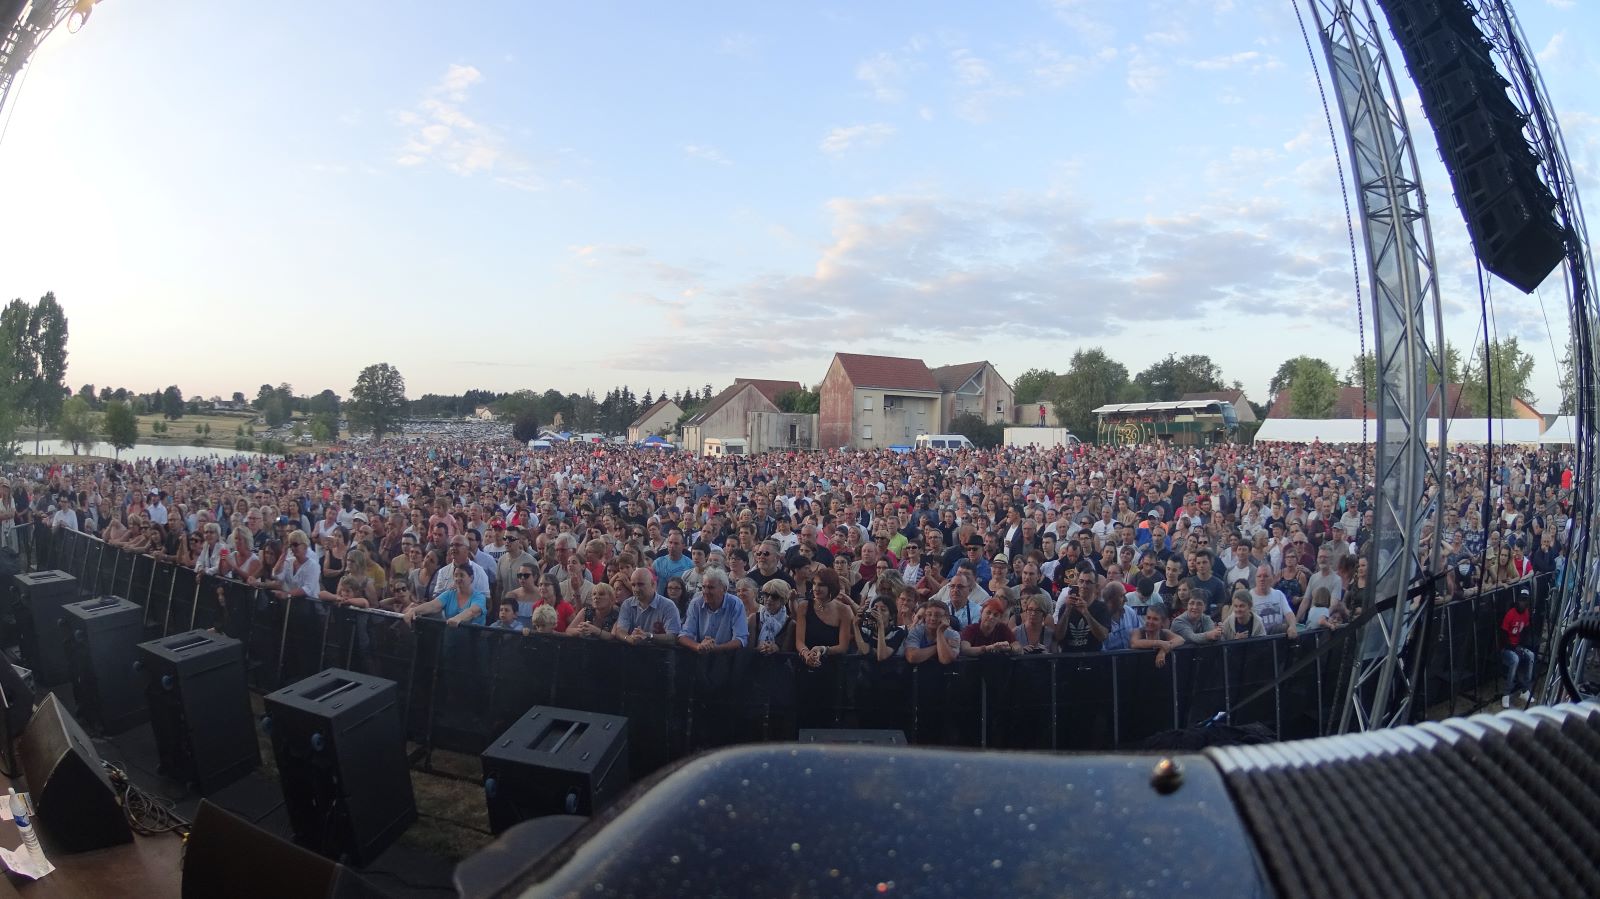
[8,788,40,856]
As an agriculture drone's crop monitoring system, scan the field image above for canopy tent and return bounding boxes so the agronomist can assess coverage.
[1540,415,1580,445]
[1254,418,1545,444]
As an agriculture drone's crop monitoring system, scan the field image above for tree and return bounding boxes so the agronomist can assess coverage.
[57,396,99,455]
[1462,336,1537,418]
[1269,356,1336,398]
[1133,353,1224,402]
[231,391,247,405]
[776,386,821,414]
[1012,368,1058,405]
[948,412,1003,449]
[310,389,340,418]
[103,400,138,457]
[348,363,407,441]
[512,407,541,443]
[161,385,185,420]
[310,413,338,441]
[4,293,70,453]
[1287,358,1340,418]
[253,384,275,410]
[77,383,96,407]
[1047,348,1133,438]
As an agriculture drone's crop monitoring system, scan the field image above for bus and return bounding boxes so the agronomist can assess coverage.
[1092,400,1238,446]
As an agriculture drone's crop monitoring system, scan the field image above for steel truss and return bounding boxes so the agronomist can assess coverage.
[1301,0,1449,733]
[0,1,75,120]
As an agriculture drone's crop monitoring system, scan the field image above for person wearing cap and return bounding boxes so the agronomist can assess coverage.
[1500,586,1535,708]
[947,534,992,584]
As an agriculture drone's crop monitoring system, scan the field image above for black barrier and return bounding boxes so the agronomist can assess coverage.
[23,525,1558,777]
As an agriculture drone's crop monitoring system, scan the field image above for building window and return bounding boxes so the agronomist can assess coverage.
[996,400,1004,413]
[861,425,872,440]
[788,423,798,443]
[862,397,874,412]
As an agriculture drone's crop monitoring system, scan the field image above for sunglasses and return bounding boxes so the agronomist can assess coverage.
[517,572,533,579]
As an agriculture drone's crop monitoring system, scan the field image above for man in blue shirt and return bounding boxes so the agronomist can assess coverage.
[615,568,682,645]
[1097,582,1142,651]
[678,568,748,652]
[652,531,694,584]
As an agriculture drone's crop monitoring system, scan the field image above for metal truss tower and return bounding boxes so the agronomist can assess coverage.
[1301,0,1450,733]
[0,1,80,121]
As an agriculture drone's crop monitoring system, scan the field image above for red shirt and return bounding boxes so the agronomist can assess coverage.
[1502,606,1529,647]
[961,621,1015,648]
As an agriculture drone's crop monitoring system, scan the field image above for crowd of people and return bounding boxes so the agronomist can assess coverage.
[1,437,1575,709]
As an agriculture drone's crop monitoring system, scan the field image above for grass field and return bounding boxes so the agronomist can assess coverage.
[133,411,259,445]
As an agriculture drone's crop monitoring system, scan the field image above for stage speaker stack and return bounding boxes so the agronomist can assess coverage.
[15,693,132,853]
[11,570,77,686]
[481,706,630,834]
[137,629,259,793]
[263,668,415,865]
[63,596,147,735]
[1377,0,1566,292]
[798,728,907,745]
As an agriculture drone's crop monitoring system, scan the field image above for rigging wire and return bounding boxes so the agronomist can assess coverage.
[0,59,34,149]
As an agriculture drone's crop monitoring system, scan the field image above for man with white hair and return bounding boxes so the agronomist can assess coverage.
[677,568,747,652]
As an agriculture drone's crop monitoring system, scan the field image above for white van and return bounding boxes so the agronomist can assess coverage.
[703,437,748,457]
[914,434,975,451]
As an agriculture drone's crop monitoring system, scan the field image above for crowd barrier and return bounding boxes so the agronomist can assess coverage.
[16,525,1552,779]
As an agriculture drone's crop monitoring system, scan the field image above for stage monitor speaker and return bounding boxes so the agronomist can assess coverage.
[481,706,629,834]
[264,668,415,865]
[63,596,147,735]
[0,648,36,771]
[183,800,388,899]
[11,570,77,686]
[16,693,132,853]
[138,629,259,793]
[797,728,907,745]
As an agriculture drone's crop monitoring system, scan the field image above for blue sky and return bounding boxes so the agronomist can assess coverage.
[1,0,1594,409]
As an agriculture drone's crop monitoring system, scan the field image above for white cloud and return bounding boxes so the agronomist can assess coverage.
[857,51,910,101]
[819,123,896,156]
[1191,50,1280,71]
[1125,48,1165,95]
[605,192,1354,372]
[718,32,760,58]
[683,144,732,165]
[395,64,502,175]
[1544,0,1574,9]
[1014,43,1117,88]
[1537,31,1566,64]
[1048,0,1115,45]
[950,48,993,86]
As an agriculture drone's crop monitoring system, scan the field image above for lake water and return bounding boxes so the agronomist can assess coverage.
[27,440,265,461]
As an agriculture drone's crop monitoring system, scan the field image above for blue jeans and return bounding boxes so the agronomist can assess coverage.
[1501,646,1534,695]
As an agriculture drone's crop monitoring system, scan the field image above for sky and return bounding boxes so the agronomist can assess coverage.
[1,0,1595,409]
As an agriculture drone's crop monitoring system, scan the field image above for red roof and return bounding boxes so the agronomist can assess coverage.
[833,353,941,392]
[931,361,988,393]
[1267,384,1470,419]
[734,378,803,404]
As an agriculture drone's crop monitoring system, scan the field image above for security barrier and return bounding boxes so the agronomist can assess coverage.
[18,525,1551,779]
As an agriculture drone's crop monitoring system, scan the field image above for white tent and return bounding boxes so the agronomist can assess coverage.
[1540,415,1580,445]
[1255,418,1544,444]
[1254,419,1373,443]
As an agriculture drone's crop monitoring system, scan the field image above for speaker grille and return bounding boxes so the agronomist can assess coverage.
[1207,703,1600,899]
